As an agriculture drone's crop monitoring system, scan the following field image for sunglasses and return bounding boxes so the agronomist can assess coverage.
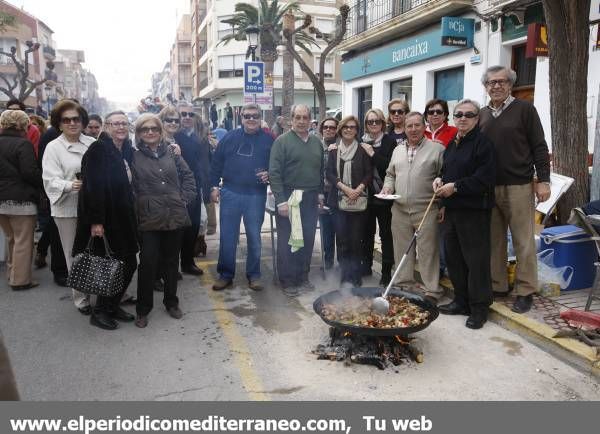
[342,125,357,130]
[453,112,478,119]
[367,119,382,126]
[61,116,82,124]
[427,109,444,116]
[389,109,406,115]
[180,112,195,118]
[164,118,180,124]
[322,125,337,130]
[242,113,260,120]
[139,126,160,134]
[108,121,129,128]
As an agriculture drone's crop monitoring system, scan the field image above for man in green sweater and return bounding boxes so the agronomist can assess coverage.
[479,65,551,314]
[269,105,324,296]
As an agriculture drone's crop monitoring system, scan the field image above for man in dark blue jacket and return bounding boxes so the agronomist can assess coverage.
[175,102,211,275]
[209,103,273,291]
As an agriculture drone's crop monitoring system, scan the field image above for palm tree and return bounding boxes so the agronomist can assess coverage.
[219,0,317,123]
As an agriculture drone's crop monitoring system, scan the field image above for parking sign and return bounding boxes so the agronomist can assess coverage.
[244,61,264,94]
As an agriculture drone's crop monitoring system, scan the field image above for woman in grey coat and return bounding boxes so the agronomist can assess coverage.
[131,114,197,328]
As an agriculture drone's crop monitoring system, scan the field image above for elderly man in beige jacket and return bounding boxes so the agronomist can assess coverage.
[381,112,445,302]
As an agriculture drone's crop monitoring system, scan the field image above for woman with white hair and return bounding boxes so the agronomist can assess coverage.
[0,109,42,290]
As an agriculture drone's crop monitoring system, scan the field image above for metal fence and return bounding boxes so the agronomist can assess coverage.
[344,0,431,39]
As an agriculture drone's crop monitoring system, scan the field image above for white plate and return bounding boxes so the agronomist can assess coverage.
[374,194,401,200]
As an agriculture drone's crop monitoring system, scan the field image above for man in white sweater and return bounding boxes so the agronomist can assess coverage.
[382,112,445,302]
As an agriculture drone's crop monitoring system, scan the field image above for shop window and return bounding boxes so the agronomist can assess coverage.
[390,78,413,109]
[357,86,372,133]
[512,44,536,87]
[434,66,464,105]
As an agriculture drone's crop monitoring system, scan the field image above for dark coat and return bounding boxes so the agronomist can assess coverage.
[72,133,138,257]
[131,141,197,232]
[368,133,396,205]
[441,126,496,210]
[326,144,373,210]
[174,130,211,204]
[0,130,42,204]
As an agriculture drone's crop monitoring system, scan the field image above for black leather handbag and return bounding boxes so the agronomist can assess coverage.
[67,236,125,297]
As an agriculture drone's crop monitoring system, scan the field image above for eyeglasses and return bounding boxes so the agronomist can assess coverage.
[139,126,160,134]
[108,121,129,128]
[453,112,478,119]
[180,112,195,118]
[61,116,81,124]
[164,118,180,124]
[427,109,444,116]
[485,79,509,87]
[322,125,337,130]
[367,119,382,126]
[242,113,261,120]
[389,109,406,115]
[342,125,357,130]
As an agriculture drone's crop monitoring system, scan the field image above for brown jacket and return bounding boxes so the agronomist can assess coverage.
[0,334,19,400]
[131,142,197,232]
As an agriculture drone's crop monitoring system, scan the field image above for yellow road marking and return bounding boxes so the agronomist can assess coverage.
[196,259,270,401]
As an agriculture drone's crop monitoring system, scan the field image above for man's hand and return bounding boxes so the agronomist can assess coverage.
[436,182,455,198]
[91,224,104,237]
[71,180,83,192]
[210,188,220,203]
[437,207,445,223]
[278,203,289,218]
[327,143,337,152]
[432,177,443,191]
[535,182,551,203]
[380,187,393,195]
[257,171,269,184]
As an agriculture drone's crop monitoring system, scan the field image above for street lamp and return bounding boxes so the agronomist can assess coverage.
[246,25,260,61]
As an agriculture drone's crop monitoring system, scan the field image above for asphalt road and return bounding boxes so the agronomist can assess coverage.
[1,228,599,401]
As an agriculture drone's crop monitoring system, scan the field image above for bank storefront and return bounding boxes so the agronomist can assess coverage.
[341,15,482,123]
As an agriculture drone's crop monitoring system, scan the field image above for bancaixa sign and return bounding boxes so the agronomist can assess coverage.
[342,19,473,81]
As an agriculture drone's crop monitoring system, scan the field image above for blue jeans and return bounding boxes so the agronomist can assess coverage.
[217,187,265,280]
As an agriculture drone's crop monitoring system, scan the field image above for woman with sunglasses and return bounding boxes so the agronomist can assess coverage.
[359,108,396,285]
[326,115,373,288]
[433,100,496,329]
[42,100,95,314]
[318,117,339,269]
[387,99,410,145]
[424,99,457,148]
[130,114,197,328]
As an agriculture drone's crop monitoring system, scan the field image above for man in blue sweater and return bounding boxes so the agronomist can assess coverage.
[209,104,273,291]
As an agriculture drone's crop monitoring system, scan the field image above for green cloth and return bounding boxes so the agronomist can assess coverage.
[287,190,304,252]
[268,130,324,206]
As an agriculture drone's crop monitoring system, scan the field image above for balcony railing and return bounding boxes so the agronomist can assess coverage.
[345,0,431,39]
[43,45,56,58]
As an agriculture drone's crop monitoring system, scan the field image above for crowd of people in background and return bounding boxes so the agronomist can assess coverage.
[0,65,551,332]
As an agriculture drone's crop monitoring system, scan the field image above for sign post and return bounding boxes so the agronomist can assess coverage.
[440,17,474,47]
[243,61,273,110]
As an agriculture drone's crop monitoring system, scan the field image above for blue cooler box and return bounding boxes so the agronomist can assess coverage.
[539,225,596,291]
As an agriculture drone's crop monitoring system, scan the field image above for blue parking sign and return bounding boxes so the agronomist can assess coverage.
[244,62,264,94]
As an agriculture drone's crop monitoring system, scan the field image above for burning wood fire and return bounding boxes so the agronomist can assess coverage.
[312,328,424,370]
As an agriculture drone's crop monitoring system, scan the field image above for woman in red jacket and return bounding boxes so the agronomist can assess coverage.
[424,99,457,148]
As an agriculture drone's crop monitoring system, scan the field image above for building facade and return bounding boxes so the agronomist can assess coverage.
[171,15,193,103]
[190,0,344,126]
[340,0,600,152]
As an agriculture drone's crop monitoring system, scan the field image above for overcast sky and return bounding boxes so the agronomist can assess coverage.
[6,0,189,110]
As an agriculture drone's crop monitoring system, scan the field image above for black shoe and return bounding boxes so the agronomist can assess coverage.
[78,305,92,316]
[109,306,135,322]
[167,306,183,319]
[182,264,204,275]
[90,311,119,330]
[466,312,487,329]
[10,281,39,291]
[379,274,391,286]
[438,301,470,315]
[512,295,533,314]
[53,275,69,287]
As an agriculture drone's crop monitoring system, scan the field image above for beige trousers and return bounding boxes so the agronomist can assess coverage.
[54,217,90,308]
[391,204,441,296]
[0,214,36,286]
[490,183,537,296]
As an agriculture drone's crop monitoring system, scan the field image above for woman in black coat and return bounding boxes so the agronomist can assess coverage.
[0,110,42,290]
[73,111,138,330]
[359,108,397,285]
[326,115,373,287]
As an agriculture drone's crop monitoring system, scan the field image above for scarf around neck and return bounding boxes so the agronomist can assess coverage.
[337,139,358,186]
